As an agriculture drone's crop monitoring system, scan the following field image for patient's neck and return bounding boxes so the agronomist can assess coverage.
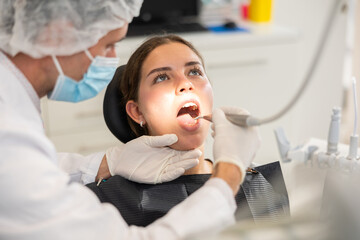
[183,146,213,175]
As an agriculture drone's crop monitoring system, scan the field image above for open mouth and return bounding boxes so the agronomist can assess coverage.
[177,102,200,119]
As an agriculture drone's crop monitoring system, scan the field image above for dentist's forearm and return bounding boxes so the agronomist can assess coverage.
[211,162,242,196]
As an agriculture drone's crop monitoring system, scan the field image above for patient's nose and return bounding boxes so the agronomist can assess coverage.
[176,77,194,94]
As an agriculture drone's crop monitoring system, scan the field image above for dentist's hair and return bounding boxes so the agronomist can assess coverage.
[120,34,205,137]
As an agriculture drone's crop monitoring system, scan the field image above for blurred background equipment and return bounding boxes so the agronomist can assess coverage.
[127,0,208,36]
[249,0,272,23]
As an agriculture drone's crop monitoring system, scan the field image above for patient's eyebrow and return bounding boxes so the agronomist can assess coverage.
[146,61,202,77]
[185,61,202,67]
[147,67,171,77]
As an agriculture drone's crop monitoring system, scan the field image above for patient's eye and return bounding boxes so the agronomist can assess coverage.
[189,67,203,77]
[153,73,169,84]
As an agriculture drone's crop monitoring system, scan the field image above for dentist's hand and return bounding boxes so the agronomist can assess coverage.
[212,107,261,183]
[104,134,201,184]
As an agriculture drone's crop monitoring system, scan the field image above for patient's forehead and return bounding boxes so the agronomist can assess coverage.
[141,42,202,78]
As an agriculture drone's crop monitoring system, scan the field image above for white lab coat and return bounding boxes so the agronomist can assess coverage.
[0,52,236,240]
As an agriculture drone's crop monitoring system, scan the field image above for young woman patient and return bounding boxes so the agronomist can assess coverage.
[87,35,289,226]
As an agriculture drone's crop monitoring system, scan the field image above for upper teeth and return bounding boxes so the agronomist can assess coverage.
[182,102,198,109]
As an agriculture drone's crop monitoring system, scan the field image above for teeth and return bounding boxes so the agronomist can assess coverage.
[182,102,198,109]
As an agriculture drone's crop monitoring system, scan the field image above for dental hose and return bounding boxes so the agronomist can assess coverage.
[245,0,342,127]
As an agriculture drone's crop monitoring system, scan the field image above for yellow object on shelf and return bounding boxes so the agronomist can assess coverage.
[249,0,272,23]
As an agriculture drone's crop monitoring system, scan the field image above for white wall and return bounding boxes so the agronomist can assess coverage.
[269,0,353,213]
[341,0,359,142]
[214,0,349,166]
[271,0,348,143]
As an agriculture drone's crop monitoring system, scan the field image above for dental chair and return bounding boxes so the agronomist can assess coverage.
[103,65,135,143]
[87,65,290,226]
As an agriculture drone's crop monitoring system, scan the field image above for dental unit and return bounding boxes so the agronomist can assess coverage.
[275,77,360,172]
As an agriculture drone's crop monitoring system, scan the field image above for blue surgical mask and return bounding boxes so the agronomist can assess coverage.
[48,50,119,102]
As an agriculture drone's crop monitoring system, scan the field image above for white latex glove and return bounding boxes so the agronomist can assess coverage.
[212,107,261,182]
[106,134,201,184]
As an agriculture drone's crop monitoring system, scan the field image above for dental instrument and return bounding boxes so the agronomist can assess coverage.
[194,113,258,127]
[347,76,359,160]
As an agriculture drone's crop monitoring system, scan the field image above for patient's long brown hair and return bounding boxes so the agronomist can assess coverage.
[120,35,205,137]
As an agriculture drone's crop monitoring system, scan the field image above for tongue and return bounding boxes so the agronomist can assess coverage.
[177,113,196,126]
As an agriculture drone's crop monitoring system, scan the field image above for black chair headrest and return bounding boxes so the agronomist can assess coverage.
[103,65,136,143]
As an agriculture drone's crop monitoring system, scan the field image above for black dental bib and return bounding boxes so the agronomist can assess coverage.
[86,161,289,226]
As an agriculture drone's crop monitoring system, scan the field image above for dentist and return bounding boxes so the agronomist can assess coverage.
[0,1,261,239]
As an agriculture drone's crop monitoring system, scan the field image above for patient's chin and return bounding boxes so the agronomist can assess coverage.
[170,136,203,151]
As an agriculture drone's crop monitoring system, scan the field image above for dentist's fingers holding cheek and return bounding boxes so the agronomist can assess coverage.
[158,149,201,183]
[105,134,201,184]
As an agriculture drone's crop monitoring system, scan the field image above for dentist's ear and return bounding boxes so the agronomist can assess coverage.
[126,100,146,125]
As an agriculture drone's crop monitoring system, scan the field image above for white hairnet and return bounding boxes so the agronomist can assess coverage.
[0,0,142,58]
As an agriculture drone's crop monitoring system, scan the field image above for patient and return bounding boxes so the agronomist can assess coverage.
[87,35,289,226]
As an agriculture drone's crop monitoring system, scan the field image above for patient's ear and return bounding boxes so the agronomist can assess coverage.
[126,100,144,124]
